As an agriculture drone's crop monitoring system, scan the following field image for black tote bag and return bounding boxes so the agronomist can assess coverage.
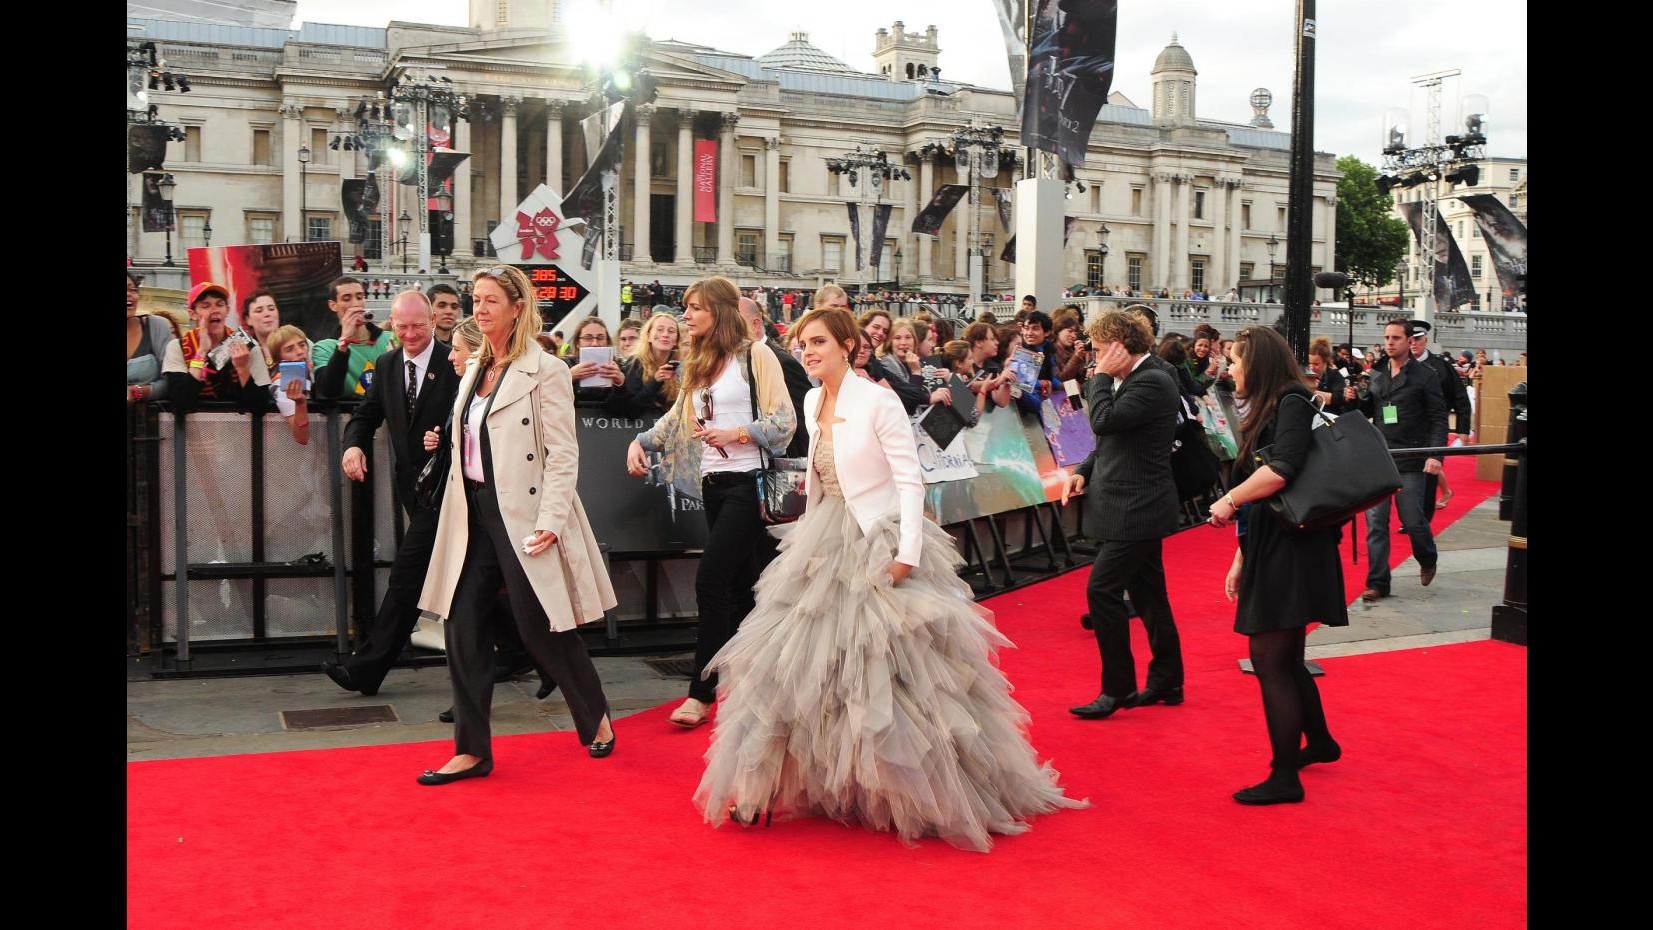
[1255,394,1402,532]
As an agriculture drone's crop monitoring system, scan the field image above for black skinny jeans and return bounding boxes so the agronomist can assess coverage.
[690,472,777,703]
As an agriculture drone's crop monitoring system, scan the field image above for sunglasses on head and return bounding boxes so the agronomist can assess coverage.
[696,388,730,459]
[477,267,519,298]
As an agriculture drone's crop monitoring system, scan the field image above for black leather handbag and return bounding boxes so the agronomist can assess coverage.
[415,426,452,511]
[1255,394,1402,532]
[745,348,807,525]
[1171,397,1221,502]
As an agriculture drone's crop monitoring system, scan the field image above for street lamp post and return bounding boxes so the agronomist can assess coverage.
[203,220,212,249]
[950,122,1005,303]
[297,144,311,239]
[434,186,453,274]
[158,173,177,266]
[825,147,910,296]
[398,208,411,274]
[1265,233,1281,301]
[1395,257,1407,317]
[1098,223,1111,291]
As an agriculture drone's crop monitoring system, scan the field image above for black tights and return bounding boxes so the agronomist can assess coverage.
[1248,627,1334,783]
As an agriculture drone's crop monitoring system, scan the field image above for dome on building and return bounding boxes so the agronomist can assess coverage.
[757,31,862,74]
[1152,33,1196,74]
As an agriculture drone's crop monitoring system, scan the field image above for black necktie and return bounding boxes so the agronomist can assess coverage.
[405,360,418,421]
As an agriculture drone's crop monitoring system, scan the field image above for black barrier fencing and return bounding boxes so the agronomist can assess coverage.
[127,397,1109,678]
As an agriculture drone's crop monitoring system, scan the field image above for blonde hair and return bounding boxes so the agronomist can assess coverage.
[633,311,682,404]
[470,265,543,371]
[450,316,483,353]
[813,283,847,310]
[879,318,917,357]
[264,324,309,372]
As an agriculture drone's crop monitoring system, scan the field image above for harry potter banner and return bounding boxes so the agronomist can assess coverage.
[911,184,969,236]
[847,201,863,270]
[1396,201,1477,310]
[1021,0,1119,165]
[1455,194,1528,299]
[868,204,893,273]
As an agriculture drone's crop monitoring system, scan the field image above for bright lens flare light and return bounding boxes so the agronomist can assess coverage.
[567,0,625,71]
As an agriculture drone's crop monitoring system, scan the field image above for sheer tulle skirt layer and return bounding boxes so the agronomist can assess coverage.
[693,496,1086,852]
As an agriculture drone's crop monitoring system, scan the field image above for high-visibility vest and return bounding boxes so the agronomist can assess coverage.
[621,284,633,304]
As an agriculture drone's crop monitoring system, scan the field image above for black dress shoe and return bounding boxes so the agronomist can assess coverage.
[1069,694,1127,719]
[1079,613,1093,630]
[588,731,616,758]
[536,676,558,701]
[416,757,493,786]
[1233,777,1304,805]
[1296,740,1342,769]
[322,660,357,694]
[438,707,454,723]
[1125,686,1185,708]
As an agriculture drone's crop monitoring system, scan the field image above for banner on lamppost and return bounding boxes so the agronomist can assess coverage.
[1021,0,1119,165]
[911,184,969,236]
[847,201,863,270]
[694,140,719,223]
[1396,202,1477,310]
[1455,193,1528,300]
[129,124,170,174]
[141,172,170,232]
[991,0,1030,104]
[868,204,894,274]
[999,216,1077,264]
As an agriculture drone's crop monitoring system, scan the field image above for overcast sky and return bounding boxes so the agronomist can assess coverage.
[288,0,1527,167]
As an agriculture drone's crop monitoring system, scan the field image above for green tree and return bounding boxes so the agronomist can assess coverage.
[1335,155,1410,289]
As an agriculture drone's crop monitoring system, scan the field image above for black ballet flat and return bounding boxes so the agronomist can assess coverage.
[729,805,774,828]
[416,757,493,786]
[1297,740,1342,769]
[588,732,616,759]
[1232,778,1304,805]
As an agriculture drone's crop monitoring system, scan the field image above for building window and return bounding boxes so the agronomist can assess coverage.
[1456,222,1463,238]
[1509,168,1520,182]
[879,238,897,282]
[1509,194,1520,209]
[1240,261,1255,281]
[1084,250,1104,288]
[1127,253,1144,292]
[185,126,202,163]
[779,160,790,193]
[1194,190,1205,220]
[179,212,209,250]
[496,0,508,26]
[364,219,383,260]
[1471,255,1483,278]
[311,128,331,166]
[650,142,667,178]
[1277,206,1286,230]
[740,154,757,188]
[1191,258,1206,293]
[1131,187,1143,217]
[736,230,760,266]
[774,234,793,273]
[248,215,276,245]
[1472,223,1481,238]
[822,236,844,273]
[1241,202,1252,229]
[306,215,332,243]
[252,129,273,167]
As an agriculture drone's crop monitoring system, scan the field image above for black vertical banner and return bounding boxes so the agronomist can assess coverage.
[1397,202,1477,311]
[868,204,893,274]
[1455,194,1528,301]
[992,188,1014,232]
[1021,0,1118,165]
[847,201,863,270]
[141,172,170,232]
[129,124,170,174]
[340,179,370,244]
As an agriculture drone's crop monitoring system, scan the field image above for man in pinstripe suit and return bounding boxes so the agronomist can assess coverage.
[1062,309,1186,719]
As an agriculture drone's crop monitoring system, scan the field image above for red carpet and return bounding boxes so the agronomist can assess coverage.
[128,455,1521,929]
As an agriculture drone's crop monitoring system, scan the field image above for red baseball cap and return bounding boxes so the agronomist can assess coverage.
[188,281,230,308]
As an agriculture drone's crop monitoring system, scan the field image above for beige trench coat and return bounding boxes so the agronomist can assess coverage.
[417,343,617,631]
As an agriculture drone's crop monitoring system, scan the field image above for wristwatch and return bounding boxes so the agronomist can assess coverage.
[737,426,751,444]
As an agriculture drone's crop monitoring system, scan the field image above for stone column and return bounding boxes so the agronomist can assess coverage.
[764,136,780,270]
[675,109,694,264]
[1324,196,1338,274]
[917,154,935,280]
[1173,174,1192,292]
[1211,179,1227,291]
[455,116,473,259]
[545,99,564,193]
[1228,180,1244,287]
[281,103,303,241]
[1153,173,1172,289]
[499,97,519,228]
[954,178,969,280]
[717,112,738,264]
[633,103,654,261]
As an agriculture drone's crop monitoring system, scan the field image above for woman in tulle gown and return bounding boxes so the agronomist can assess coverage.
[693,307,1085,852]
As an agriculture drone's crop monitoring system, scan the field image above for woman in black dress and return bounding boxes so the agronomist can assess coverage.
[1206,326,1346,805]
